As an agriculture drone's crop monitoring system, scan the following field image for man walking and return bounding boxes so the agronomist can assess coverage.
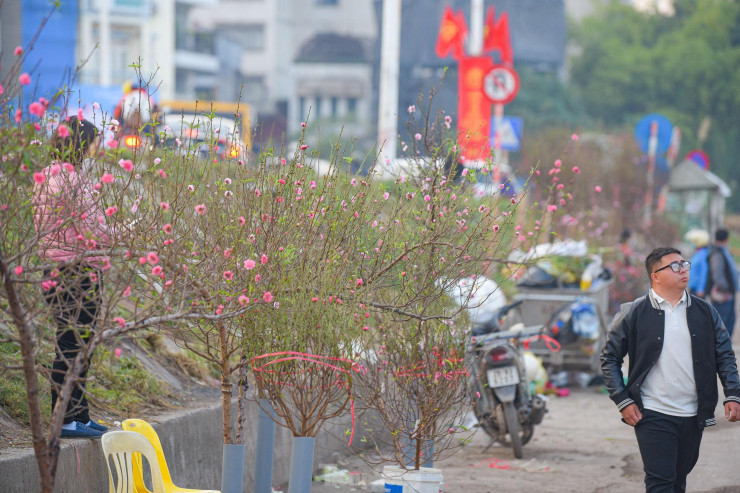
[601,246,740,492]
[706,228,738,338]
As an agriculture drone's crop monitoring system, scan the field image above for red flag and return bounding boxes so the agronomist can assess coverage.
[483,7,513,65]
[435,6,468,59]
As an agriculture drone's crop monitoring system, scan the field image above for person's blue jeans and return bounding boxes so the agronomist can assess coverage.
[634,409,703,493]
[713,296,736,338]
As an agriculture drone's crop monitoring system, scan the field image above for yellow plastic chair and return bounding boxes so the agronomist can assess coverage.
[122,418,220,493]
[101,431,166,493]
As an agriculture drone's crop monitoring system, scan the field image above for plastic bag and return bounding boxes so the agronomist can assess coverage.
[571,301,600,341]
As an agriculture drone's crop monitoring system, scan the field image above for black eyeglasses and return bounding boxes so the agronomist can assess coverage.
[653,260,691,274]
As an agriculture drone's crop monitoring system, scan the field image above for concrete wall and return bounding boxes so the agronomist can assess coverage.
[0,399,353,493]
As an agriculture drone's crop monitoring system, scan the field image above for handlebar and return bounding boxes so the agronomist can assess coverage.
[471,324,545,346]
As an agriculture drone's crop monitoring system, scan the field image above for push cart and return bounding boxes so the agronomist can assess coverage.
[511,279,614,374]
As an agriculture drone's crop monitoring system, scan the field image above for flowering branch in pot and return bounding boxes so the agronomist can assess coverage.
[348,92,533,476]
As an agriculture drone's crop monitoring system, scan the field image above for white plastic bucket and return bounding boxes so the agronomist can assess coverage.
[382,465,443,493]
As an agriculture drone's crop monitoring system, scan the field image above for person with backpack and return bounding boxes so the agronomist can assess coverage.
[706,228,738,338]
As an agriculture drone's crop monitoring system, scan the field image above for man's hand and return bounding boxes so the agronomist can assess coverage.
[621,403,642,426]
[725,401,740,422]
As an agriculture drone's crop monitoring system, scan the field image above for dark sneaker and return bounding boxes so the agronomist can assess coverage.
[60,422,104,439]
[87,420,108,432]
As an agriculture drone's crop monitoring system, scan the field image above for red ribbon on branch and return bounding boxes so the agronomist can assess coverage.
[250,351,363,446]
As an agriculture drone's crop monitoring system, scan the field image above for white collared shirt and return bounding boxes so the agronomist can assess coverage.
[641,289,698,416]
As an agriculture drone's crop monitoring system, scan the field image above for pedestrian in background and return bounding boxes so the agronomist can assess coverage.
[707,228,738,338]
[684,229,711,299]
[601,246,740,493]
[33,117,112,438]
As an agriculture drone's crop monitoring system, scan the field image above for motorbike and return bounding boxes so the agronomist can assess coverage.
[467,300,550,458]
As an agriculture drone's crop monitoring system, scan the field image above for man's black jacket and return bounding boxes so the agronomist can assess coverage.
[600,291,740,427]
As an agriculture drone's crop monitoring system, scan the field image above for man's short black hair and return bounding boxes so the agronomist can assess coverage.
[715,228,730,243]
[645,246,682,278]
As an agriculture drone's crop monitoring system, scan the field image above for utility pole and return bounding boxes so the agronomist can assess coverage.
[99,0,112,86]
[377,0,402,165]
[469,0,483,56]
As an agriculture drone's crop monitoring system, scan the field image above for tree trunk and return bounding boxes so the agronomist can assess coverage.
[2,262,56,492]
[236,354,248,444]
[218,321,234,444]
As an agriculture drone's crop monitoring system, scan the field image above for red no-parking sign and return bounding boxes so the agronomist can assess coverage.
[483,65,519,105]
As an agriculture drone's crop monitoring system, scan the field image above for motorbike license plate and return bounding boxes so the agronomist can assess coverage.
[487,366,520,387]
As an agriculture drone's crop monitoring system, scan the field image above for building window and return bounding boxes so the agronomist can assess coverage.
[347,97,357,115]
[239,24,265,51]
[331,97,339,117]
[243,76,266,102]
[316,0,339,5]
[299,97,307,120]
[313,97,322,119]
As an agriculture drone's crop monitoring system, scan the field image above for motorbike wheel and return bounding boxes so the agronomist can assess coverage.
[503,401,524,459]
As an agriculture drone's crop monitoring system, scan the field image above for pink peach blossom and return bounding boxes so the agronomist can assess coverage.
[29,102,44,117]
[594,186,602,193]
[14,266,23,276]
[57,125,70,138]
[238,295,250,305]
[119,159,134,172]
[18,73,31,85]
[41,280,58,291]
[14,46,23,56]
[262,291,273,303]
[195,204,206,215]
[158,169,167,179]
[105,206,118,216]
[162,224,173,234]
[101,173,114,184]
[152,266,163,276]
[160,201,170,211]
[223,271,233,281]
[260,254,268,265]
[33,172,45,184]
[244,259,256,270]
[122,286,132,297]
[147,252,159,264]
[114,317,126,328]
